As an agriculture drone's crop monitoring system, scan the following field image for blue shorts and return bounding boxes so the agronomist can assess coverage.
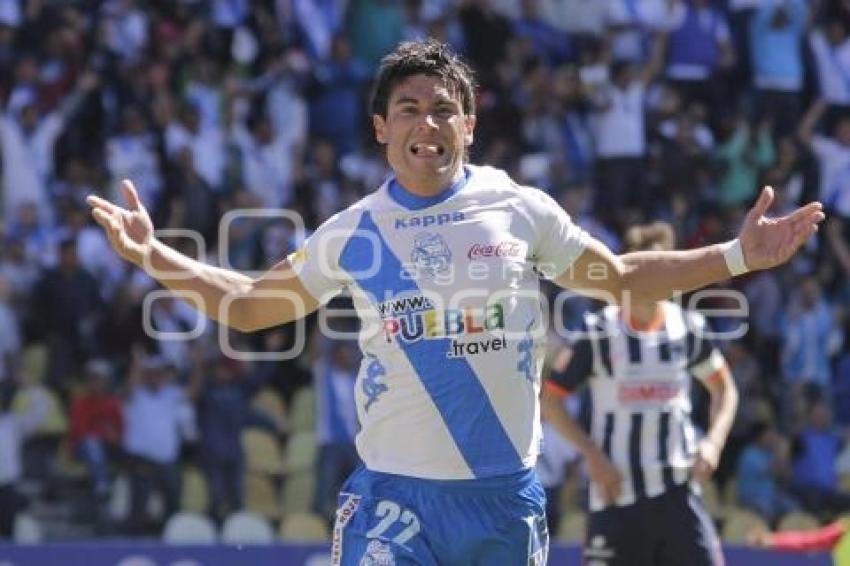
[331,466,549,565]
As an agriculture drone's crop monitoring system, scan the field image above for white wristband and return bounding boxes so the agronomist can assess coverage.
[720,239,749,276]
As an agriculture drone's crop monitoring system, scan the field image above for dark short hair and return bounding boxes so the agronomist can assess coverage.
[370,39,477,119]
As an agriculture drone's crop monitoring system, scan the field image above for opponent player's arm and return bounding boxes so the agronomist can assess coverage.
[541,385,604,462]
[701,365,738,458]
[693,362,739,481]
[541,385,623,504]
[542,341,622,503]
[558,187,824,303]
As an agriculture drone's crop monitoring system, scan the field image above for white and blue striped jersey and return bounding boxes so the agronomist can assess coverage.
[547,303,728,511]
[290,165,588,480]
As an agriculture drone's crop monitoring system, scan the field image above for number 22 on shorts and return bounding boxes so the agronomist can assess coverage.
[365,500,421,545]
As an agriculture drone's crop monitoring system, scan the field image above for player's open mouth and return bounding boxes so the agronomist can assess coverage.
[410,142,445,157]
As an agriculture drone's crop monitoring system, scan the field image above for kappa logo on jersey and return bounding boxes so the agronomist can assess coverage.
[410,232,451,278]
[359,539,395,566]
[363,354,389,412]
[516,319,536,382]
[394,211,465,230]
[467,240,526,260]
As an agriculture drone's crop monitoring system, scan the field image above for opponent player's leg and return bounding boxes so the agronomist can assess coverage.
[331,470,438,566]
[584,503,654,566]
[656,485,724,566]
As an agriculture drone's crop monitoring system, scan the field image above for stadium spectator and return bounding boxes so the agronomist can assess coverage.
[306,34,371,157]
[799,98,850,218]
[0,378,49,537]
[31,237,103,394]
[808,18,850,111]
[68,359,123,498]
[587,36,664,226]
[737,421,799,524]
[311,337,360,522]
[780,275,842,395]
[122,351,188,534]
[188,343,274,522]
[0,275,21,384]
[0,69,99,225]
[105,106,166,220]
[790,398,850,518]
[663,0,735,116]
[713,114,775,209]
[748,0,808,138]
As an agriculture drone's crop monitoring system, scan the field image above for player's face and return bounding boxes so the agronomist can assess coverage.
[373,74,475,196]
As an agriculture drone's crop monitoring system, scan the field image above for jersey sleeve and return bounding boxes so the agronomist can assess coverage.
[686,312,727,385]
[287,212,350,304]
[547,337,595,398]
[523,187,590,279]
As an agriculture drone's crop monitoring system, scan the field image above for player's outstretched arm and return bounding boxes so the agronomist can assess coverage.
[87,179,319,332]
[558,186,824,303]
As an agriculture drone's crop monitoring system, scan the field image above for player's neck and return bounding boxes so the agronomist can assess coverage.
[395,167,465,197]
[623,303,665,332]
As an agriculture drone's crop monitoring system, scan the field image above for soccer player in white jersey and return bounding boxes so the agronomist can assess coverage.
[88,39,823,565]
[544,222,737,566]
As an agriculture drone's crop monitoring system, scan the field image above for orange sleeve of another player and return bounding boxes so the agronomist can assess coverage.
[544,380,571,400]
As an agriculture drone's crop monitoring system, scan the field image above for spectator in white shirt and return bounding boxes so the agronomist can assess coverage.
[809,20,850,110]
[0,70,99,225]
[99,0,150,65]
[589,34,665,228]
[165,103,227,193]
[122,352,188,534]
[106,106,165,216]
[798,98,850,217]
[540,0,607,39]
[0,380,49,537]
[232,111,296,209]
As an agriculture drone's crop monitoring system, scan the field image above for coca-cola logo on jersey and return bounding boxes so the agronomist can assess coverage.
[467,240,526,260]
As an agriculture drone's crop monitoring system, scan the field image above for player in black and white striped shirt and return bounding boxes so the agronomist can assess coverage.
[543,223,739,566]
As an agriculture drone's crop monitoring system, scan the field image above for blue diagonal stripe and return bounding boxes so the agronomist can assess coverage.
[339,211,522,477]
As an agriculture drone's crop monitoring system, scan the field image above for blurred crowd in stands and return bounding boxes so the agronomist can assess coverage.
[1,0,850,544]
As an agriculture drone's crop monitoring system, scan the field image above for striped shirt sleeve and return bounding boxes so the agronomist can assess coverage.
[686,312,727,384]
[547,337,594,397]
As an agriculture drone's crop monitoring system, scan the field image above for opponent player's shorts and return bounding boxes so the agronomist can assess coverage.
[330,465,549,565]
[584,483,724,566]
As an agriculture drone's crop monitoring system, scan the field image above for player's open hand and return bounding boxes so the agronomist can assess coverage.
[692,438,719,484]
[739,186,824,271]
[86,179,153,266]
[587,451,623,504]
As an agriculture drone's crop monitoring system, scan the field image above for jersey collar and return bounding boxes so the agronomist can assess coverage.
[388,166,470,211]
